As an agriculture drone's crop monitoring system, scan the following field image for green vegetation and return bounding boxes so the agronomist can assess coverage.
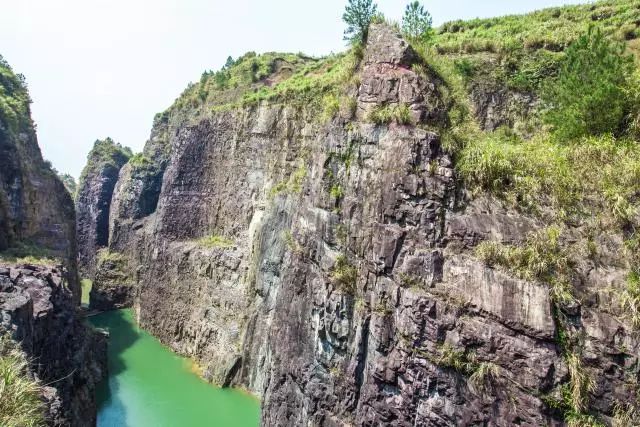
[329,185,344,199]
[81,278,92,306]
[433,0,640,56]
[342,0,378,43]
[542,27,636,140]
[0,242,58,266]
[197,235,234,249]
[0,55,30,137]
[458,131,640,222]
[543,354,600,427]
[128,153,152,168]
[437,344,477,375]
[79,138,133,187]
[97,249,127,264]
[269,162,308,199]
[475,227,575,305]
[0,334,45,427]
[469,362,500,394]
[57,173,77,198]
[331,254,357,294]
[619,272,640,329]
[402,1,433,43]
[367,103,413,125]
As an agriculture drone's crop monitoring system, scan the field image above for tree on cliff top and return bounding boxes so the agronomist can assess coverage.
[402,1,433,43]
[343,0,378,44]
[542,26,635,141]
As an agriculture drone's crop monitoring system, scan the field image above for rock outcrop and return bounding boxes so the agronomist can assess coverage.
[0,263,107,426]
[1,56,107,426]
[91,22,639,426]
[76,138,131,279]
[0,56,79,300]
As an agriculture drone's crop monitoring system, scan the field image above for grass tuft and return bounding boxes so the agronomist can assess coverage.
[0,334,45,427]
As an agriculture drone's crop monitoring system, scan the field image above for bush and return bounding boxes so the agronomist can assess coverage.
[0,334,45,427]
[331,255,358,293]
[542,26,635,141]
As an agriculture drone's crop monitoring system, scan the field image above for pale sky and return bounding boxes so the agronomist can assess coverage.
[0,0,590,178]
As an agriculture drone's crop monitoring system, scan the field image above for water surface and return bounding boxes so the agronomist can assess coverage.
[90,309,260,427]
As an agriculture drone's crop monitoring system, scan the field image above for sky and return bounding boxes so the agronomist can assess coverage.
[0,0,590,178]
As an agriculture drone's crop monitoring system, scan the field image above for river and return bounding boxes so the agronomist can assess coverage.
[89,309,260,427]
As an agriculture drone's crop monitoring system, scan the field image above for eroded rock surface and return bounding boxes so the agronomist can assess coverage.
[0,264,107,426]
[76,138,131,278]
[97,23,639,426]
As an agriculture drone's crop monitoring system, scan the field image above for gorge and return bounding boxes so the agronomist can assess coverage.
[1,0,640,426]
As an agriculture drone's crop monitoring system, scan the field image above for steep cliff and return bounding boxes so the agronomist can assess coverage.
[0,263,107,426]
[76,138,131,278]
[91,1,640,425]
[0,55,79,299]
[0,56,106,426]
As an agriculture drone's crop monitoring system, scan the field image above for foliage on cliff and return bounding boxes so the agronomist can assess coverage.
[0,55,31,138]
[78,137,132,186]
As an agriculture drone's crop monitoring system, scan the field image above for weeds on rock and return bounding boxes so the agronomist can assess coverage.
[331,255,358,294]
[367,103,413,125]
[0,334,45,427]
[475,226,576,305]
[197,235,234,249]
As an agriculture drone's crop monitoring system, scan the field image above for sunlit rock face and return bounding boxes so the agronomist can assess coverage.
[97,23,639,426]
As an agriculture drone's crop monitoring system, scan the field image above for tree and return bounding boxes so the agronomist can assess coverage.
[543,26,634,141]
[402,1,433,42]
[343,0,378,44]
[224,56,235,70]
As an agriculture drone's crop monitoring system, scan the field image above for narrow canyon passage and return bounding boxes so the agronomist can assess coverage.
[89,310,260,427]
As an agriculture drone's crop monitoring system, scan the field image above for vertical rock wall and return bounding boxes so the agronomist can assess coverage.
[99,24,639,426]
[76,138,131,278]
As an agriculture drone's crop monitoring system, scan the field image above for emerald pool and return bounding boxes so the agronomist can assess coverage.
[89,309,260,427]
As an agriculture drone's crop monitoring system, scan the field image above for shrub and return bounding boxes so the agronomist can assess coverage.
[542,26,635,141]
[0,334,45,427]
[343,0,378,44]
[331,255,358,293]
[402,1,434,43]
[437,344,477,375]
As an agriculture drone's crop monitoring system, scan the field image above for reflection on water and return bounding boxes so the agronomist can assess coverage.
[90,310,260,427]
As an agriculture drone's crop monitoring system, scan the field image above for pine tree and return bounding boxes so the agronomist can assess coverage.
[401,1,433,42]
[543,26,634,141]
[343,0,378,44]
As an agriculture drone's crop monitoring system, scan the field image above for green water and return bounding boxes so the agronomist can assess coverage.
[89,310,260,427]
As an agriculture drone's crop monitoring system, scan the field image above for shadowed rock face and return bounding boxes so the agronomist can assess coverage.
[76,138,131,278]
[0,264,107,426]
[97,23,639,426]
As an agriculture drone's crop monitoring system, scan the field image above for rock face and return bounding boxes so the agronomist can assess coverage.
[76,138,131,278]
[0,57,79,299]
[1,57,107,426]
[96,24,639,426]
[89,250,135,311]
[0,263,107,426]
